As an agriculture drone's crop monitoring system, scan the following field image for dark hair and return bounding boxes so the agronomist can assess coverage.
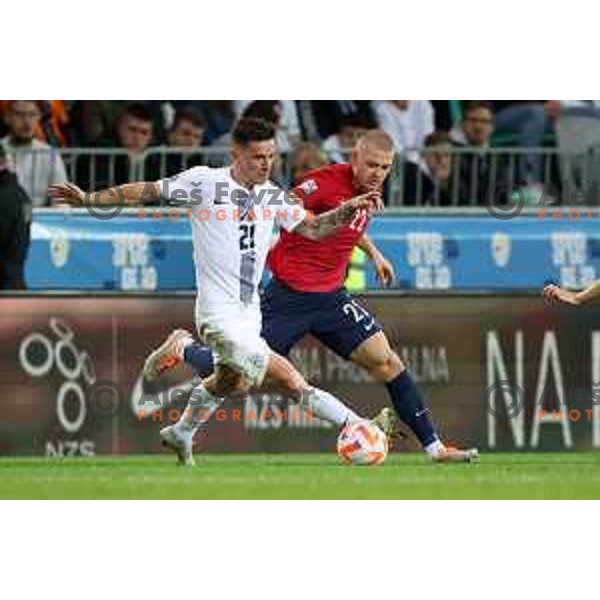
[424,131,452,148]
[121,102,154,123]
[241,101,280,125]
[231,117,276,146]
[171,107,206,131]
[338,113,377,132]
[463,100,493,117]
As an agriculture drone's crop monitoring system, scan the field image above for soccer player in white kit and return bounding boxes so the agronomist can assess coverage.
[49,117,381,466]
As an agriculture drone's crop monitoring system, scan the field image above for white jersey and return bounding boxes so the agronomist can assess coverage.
[159,166,307,317]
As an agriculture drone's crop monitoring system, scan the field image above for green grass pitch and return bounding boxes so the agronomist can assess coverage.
[1,453,600,499]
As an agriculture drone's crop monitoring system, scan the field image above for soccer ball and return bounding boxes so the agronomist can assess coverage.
[337,421,388,466]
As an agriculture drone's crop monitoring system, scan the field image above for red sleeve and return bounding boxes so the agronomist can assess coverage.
[292,169,338,212]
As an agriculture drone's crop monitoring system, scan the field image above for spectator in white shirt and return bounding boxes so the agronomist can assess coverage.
[373,100,435,163]
[1,101,67,206]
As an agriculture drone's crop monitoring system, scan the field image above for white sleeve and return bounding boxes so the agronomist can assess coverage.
[49,150,67,185]
[158,166,210,207]
[420,101,435,145]
[280,101,301,139]
[374,101,403,153]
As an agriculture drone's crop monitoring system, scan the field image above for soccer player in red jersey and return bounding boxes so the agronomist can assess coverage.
[145,130,478,462]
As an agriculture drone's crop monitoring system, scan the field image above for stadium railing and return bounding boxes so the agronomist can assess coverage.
[8,144,600,207]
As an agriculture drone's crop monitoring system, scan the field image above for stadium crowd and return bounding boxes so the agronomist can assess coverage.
[3,100,600,209]
[2,99,600,290]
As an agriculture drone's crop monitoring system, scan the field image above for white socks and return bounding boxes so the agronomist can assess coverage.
[302,387,362,427]
[424,439,446,457]
[175,384,362,433]
[176,383,224,432]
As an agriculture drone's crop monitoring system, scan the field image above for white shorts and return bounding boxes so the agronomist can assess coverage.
[195,303,270,387]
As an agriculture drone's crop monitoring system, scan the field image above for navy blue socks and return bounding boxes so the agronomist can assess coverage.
[183,343,215,378]
[385,370,440,448]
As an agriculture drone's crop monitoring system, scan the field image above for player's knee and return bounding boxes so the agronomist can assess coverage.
[219,380,250,398]
[368,350,404,382]
[213,368,248,397]
[229,387,250,402]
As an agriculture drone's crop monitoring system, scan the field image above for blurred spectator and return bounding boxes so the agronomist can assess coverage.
[290,142,328,183]
[303,101,375,140]
[196,101,235,145]
[68,101,121,147]
[213,101,293,153]
[373,101,435,163]
[452,101,499,204]
[557,100,600,113]
[209,102,287,172]
[452,101,494,148]
[211,101,273,147]
[168,107,206,148]
[145,107,207,180]
[431,100,454,131]
[0,144,31,289]
[322,113,377,163]
[115,102,155,181]
[0,100,70,146]
[403,131,466,206]
[116,102,154,157]
[551,101,600,202]
[492,101,555,183]
[36,101,70,147]
[79,103,155,189]
[1,101,67,206]
[234,100,300,150]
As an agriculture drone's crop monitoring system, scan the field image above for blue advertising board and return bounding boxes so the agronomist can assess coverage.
[26,208,600,291]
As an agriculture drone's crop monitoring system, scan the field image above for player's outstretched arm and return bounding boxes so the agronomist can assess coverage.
[357,234,395,287]
[48,181,161,206]
[543,281,600,306]
[294,192,379,241]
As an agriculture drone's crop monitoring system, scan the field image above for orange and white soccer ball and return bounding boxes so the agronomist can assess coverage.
[337,421,388,466]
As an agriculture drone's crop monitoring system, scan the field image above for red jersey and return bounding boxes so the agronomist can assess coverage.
[267,163,370,292]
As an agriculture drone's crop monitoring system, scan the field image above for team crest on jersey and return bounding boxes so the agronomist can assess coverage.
[298,179,318,196]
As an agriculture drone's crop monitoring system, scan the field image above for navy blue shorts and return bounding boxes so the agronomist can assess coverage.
[260,278,383,359]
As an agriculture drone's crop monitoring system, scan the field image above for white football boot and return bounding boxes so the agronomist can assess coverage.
[159,424,195,467]
[430,446,479,463]
[143,329,192,382]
